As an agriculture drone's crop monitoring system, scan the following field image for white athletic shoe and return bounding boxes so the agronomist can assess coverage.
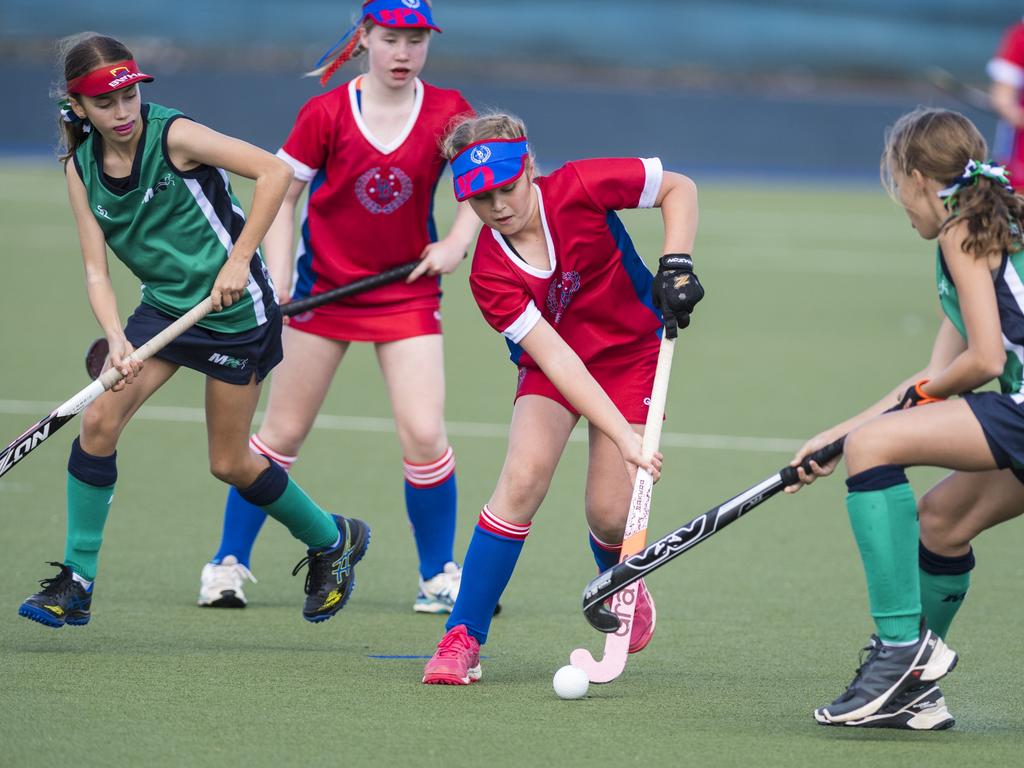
[414,562,461,614]
[198,555,256,608]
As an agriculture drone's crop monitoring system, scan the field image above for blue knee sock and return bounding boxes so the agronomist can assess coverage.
[447,507,530,644]
[212,487,268,568]
[589,531,622,572]
[404,449,457,580]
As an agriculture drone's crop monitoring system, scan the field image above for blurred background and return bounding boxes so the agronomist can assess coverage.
[0,0,1016,178]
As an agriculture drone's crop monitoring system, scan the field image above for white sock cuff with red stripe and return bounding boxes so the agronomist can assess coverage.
[589,528,623,552]
[403,446,456,488]
[250,434,297,471]
[478,505,531,541]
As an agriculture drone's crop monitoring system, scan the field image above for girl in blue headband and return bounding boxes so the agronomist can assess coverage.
[789,108,1024,730]
[421,112,703,685]
[198,0,480,615]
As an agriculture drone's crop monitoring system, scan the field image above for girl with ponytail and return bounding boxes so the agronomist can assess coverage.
[199,1,479,615]
[789,107,1024,730]
[21,33,369,630]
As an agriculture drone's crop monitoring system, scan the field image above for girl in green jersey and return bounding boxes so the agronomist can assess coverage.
[18,33,370,628]
[790,108,1024,730]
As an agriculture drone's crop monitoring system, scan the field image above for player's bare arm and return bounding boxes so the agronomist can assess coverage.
[165,119,293,310]
[990,80,1024,129]
[66,160,139,389]
[654,171,699,254]
[262,177,308,302]
[926,222,1007,395]
[518,319,662,480]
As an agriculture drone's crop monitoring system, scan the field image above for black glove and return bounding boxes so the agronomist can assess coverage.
[895,380,944,410]
[652,254,704,338]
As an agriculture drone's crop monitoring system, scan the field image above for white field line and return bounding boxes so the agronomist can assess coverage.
[0,399,803,454]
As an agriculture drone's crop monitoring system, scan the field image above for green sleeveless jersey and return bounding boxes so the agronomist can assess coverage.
[936,246,1024,394]
[73,103,276,333]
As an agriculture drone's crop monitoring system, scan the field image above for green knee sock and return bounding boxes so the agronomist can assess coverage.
[846,469,921,644]
[919,544,973,638]
[260,476,338,549]
[65,474,115,582]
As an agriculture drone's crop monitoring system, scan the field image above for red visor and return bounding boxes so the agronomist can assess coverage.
[67,59,154,97]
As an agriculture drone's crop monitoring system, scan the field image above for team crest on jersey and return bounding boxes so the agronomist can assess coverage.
[401,0,421,7]
[141,173,175,205]
[470,145,492,165]
[546,270,581,325]
[355,166,413,214]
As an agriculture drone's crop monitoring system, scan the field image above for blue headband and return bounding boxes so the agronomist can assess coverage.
[451,138,530,201]
[315,0,441,68]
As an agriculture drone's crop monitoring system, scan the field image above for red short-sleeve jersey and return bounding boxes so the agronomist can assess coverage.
[469,157,665,370]
[989,20,1024,89]
[277,77,473,315]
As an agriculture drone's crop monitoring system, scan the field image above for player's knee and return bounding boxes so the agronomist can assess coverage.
[499,463,551,511]
[397,422,447,460]
[80,401,124,448]
[919,490,975,551]
[586,516,624,546]
[843,426,888,474]
[209,455,249,486]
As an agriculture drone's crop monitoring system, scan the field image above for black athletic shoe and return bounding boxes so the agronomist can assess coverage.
[814,629,958,725]
[18,562,92,629]
[292,516,371,623]
[827,683,956,730]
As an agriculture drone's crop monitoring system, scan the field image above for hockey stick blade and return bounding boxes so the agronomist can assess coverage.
[581,436,846,631]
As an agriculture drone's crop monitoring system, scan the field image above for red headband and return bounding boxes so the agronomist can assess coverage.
[66,59,154,97]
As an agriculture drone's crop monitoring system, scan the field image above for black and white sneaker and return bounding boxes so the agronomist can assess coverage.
[829,683,955,730]
[292,516,370,623]
[18,562,92,628]
[814,629,958,725]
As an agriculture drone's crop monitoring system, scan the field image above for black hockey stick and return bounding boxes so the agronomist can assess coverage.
[926,67,993,114]
[84,260,421,379]
[1,298,213,479]
[581,436,846,632]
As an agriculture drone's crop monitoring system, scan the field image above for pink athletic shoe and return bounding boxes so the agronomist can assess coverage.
[422,624,482,685]
[628,580,657,654]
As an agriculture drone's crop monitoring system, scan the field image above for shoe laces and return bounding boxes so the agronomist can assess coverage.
[292,550,333,595]
[36,562,75,597]
[436,628,476,659]
[215,560,256,585]
[845,636,883,691]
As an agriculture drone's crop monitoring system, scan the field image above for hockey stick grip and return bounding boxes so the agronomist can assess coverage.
[283,260,420,316]
[96,297,214,391]
[778,436,846,488]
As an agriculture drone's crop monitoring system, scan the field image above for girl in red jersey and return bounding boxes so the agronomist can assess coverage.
[421,113,703,685]
[198,0,478,613]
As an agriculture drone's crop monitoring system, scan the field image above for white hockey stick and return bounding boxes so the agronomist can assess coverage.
[0,298,213,479]
[569,334,675,682]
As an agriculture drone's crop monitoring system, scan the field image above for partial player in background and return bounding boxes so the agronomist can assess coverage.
[790,108,1024,730]
[198,0,479,613]
[19,33,369,629]
[421,112,703,685]
[988,17,1024,185]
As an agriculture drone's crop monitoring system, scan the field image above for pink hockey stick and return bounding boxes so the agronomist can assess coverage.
[569,334,675,683]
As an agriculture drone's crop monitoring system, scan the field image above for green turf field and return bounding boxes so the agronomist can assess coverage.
[1,163,1021,767]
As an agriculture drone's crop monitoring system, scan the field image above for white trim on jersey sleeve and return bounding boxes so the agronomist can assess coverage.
[276,149,318,183]
[502,301,542,344]
[988,58,1024,88]
[638,157,664,209]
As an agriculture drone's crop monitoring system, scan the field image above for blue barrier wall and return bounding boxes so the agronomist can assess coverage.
[1,1,1019,78]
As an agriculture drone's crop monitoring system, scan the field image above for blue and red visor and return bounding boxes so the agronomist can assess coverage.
[362,0,441,32]
[451,138,530,201]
